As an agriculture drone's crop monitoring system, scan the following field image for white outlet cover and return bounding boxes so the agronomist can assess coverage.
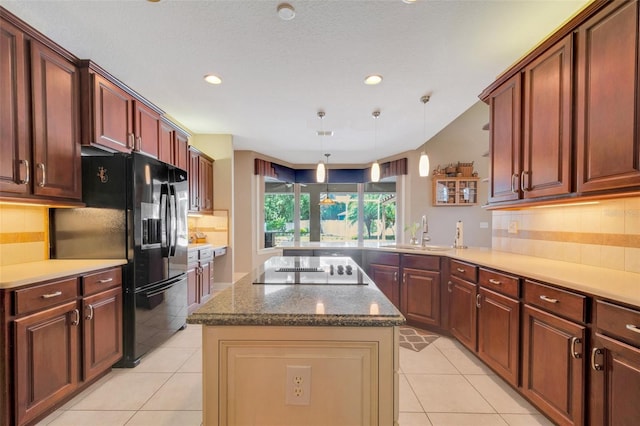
[508,221,518,234]
[480,222,489,229]
[286,365,311,405]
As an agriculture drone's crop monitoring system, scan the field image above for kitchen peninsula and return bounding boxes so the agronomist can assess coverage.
[187,256,405,426]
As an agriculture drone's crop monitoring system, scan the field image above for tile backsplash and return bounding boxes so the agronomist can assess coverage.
[492,197,640,273]
[188,210,229,247]
[0,205,49,266]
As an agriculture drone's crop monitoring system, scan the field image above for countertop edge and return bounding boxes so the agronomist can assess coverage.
[187,314,405,327]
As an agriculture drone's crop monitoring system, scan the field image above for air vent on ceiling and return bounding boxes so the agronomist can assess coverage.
[316,131,334,136]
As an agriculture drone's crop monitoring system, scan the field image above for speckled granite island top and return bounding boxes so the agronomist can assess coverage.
[188,256,405,327]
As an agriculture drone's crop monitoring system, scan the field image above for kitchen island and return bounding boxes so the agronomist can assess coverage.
[187,256,405,426]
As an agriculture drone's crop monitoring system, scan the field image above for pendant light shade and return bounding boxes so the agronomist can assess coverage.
[419,151,430,177]
[316,111,326,183]
[319,153,335,205]
[371,110,381,182]
[419,95,431,177]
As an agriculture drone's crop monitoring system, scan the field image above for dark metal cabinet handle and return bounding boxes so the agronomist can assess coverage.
[476,294,481,308]
[511,173,518,193]
[85,304,94,320]
[591,347,603,371]
[41,291,62,299]
[539,295,558,304]
[520,170,528,192]
[70,309,80,326]
[37,163,46,187]
[626,324,640,334]
[19,159,30,184]
[570,337,581,359]
[488,278,501,285]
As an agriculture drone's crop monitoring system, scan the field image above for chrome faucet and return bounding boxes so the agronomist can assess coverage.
[421,215,430,246]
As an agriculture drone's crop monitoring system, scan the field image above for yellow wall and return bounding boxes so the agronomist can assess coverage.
[0,204,49,266]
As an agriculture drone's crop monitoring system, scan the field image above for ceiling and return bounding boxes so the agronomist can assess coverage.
[2,0,589,165]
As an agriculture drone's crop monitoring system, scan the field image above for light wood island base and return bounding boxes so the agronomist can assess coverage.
[201,325,399,426]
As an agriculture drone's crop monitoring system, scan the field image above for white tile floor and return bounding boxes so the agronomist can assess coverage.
[36,325,553,426]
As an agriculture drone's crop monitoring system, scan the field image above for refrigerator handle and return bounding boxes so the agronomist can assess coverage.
[160,183,169,256]
[169,184,178,257]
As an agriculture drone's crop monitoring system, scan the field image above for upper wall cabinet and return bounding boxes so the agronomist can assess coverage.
[481,0,640,207]
[575,0,640,193]
[79,61,161,159]
[159,118,189,171]
[0,13,82,203]
[188,146,214,214]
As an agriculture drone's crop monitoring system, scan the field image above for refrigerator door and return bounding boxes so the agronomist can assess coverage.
[168,167,188,278]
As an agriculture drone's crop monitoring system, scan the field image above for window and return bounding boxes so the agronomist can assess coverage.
[364,182,396,242]
[264,181,294,247]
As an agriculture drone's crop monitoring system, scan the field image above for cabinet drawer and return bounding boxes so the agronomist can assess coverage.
[82,267,121,296]
[366,251,400,267]
[596,300,640,348]
[479,268,519,299]
[450,259,478,283]
[524,279,586,323]
[199,247,214,262]
[187,249,199,265]
[402,254,440,271]
[14,278,78,315]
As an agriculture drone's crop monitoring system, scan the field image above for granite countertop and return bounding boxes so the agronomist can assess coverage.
[280,243,640,308]
[0,259,128,290]
[188,256,405,327]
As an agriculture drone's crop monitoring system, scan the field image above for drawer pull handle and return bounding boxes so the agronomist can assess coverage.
[97,278,113,284]
[19,159,30,184]
[488,278,501,285]
[456,267,466,273]
[447,281,453,293]
[539,295,558,304]
[476,293,481,308]
[511,173,518,193]
[71,309,80,326]
[591,347,603,371]
[394,272,398,282]
[41,291,62,299]
[86,304,94,320]
[37,163,46,187]
[570,337,581,359]
[626,324,640,334]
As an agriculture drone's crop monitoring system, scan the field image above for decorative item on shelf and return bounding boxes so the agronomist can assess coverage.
[370,110,381,182]
[404,222,421,245]
[457,161,474,177]
[418,95,431,177]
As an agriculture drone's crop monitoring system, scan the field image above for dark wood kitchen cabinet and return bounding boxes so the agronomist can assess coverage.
[1,266,123,426]
[0,13,82,203]
[364,251,400,309]
[188,146,214,214]
[522,280,586,426]
[575,0,640,194]
[590,300,640,426]
[159,120,189,170]
[187,246,214,313]
[476,268,520,387]
[133,100,160,158]
[447,259,478,351]
[401,254,441,328]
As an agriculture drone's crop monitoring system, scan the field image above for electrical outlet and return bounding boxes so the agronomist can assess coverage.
[286,365,311,405]
[508,221,518,234]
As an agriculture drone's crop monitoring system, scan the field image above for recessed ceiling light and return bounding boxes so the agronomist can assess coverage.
[203,74,222,85]
[402,0,418,4]
[277,3,296,20]
[364,75,383,85]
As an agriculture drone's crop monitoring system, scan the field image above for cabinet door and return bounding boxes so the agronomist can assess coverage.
[575,0,640,193]
[448,275,477,351]
[83,287,123,382]
[522,35,572,198]
[590,333,640,426]
[199,155,214,213]
[187,266,199,313]
[369,264,400,308]
[31,41,82,200]
[133,101,160,158]
[488,73,521,203]
[522,304,585,426]
[90,73,133,152]
[477,287,520,386]
[401,268,440,328]
[158,121,174,165]
[174,132,189,171]
[188,148,200,211]
[14,301,80,426]
[200,260,213,301]
[0,17,30,195]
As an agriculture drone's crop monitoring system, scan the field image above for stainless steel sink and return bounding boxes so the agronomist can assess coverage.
[382,244,453,252]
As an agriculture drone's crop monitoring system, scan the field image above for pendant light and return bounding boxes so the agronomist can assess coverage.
[316,111,326,183]
[419,95,431,177]
[319,153,335,205]
[371,110,381,182]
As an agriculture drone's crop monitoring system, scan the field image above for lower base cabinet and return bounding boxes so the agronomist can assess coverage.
[187,246,214,313]
[402,267,440,328]
[522,304,585,426]
[369,264,400,308]
[448,275,478,351]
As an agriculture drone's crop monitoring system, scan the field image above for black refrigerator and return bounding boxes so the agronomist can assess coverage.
[51,152,189,367]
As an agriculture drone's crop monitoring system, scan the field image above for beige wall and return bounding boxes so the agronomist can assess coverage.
[0,205,49,266]
[493,197,640,273]
[403,101,492,248]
